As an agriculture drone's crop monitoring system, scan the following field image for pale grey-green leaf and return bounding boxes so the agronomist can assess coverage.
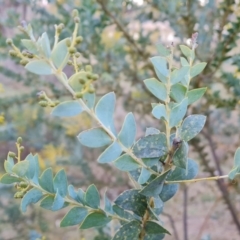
[25,60,52,75]
[118,113,136,148]
[51,101,83,117]
[144,78,167,101]
[78,128,112,148]
[98,141,122,163]
[179,115,206,141]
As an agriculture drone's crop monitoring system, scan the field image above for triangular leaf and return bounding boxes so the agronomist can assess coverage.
[133,133,168,158]
[179,115,206,141]
[114,154,140,172]
[112,221,141,240]
[95,92,116,134]
[78,128,112,148]
[21,188,43,212]
[25,60,52,75]
[51,101,83,117]
[39,168,54,193]
[114,189,148,217]
[53,169,68,197]
[144,78,167,101]
[85,184,100,209]
[98,141,122,163]
[172,141,188,169]
[60,207,88,227]
[80,212,111,229]
[140,170,170,197]
[118,113,136,148]
[169,98,188,127]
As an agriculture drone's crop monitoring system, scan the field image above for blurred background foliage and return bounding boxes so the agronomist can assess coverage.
[1,0,240,239]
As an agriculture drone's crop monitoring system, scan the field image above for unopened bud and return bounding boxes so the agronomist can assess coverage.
[20,59,29,66]
[9,50,17,57]
[85,65,92,72]
[72,9,79,18]
[68,47,76,54]
[67,60,73,65]
[75,52,81,58]
[66,38,71,47]
[49,103,55,107]
[74,17,80,23]
[92,74,99,81]
[75,92,83,98]
[9,152,16,158]
[6,38,13,45]
[75,36,83,44]
[19,146,24,152]
[86,73,92,79]
[39,101,48,107]
[19,182,28,188]
[88,87,95,94]
[79,78,86,84]
[17,137,22,144]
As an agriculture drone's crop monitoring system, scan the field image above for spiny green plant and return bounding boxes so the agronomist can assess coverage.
[2,9,240,240]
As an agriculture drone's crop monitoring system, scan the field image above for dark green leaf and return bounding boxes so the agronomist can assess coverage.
[114,189,148,217]
[39,168,54,193]
[145,220,171,235]
[140,170,170,197]
[138,168,151,184]
[179,115,206,141]
[172,141,188,169]
[159,184,179,202]
[133,133,168,158]
[167,159,198,181]
[114,154,140,172]
[112,221,142,240]
[112,205,136,222]
[80,212,111,229]
[53,169,68,197]
[85,184,100,209]
[60,207,88,227]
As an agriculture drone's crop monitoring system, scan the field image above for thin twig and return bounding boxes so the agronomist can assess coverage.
[183,185,188,240]
[162,212,180,240]
[96,0,146,58]
[195,198,220,240]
